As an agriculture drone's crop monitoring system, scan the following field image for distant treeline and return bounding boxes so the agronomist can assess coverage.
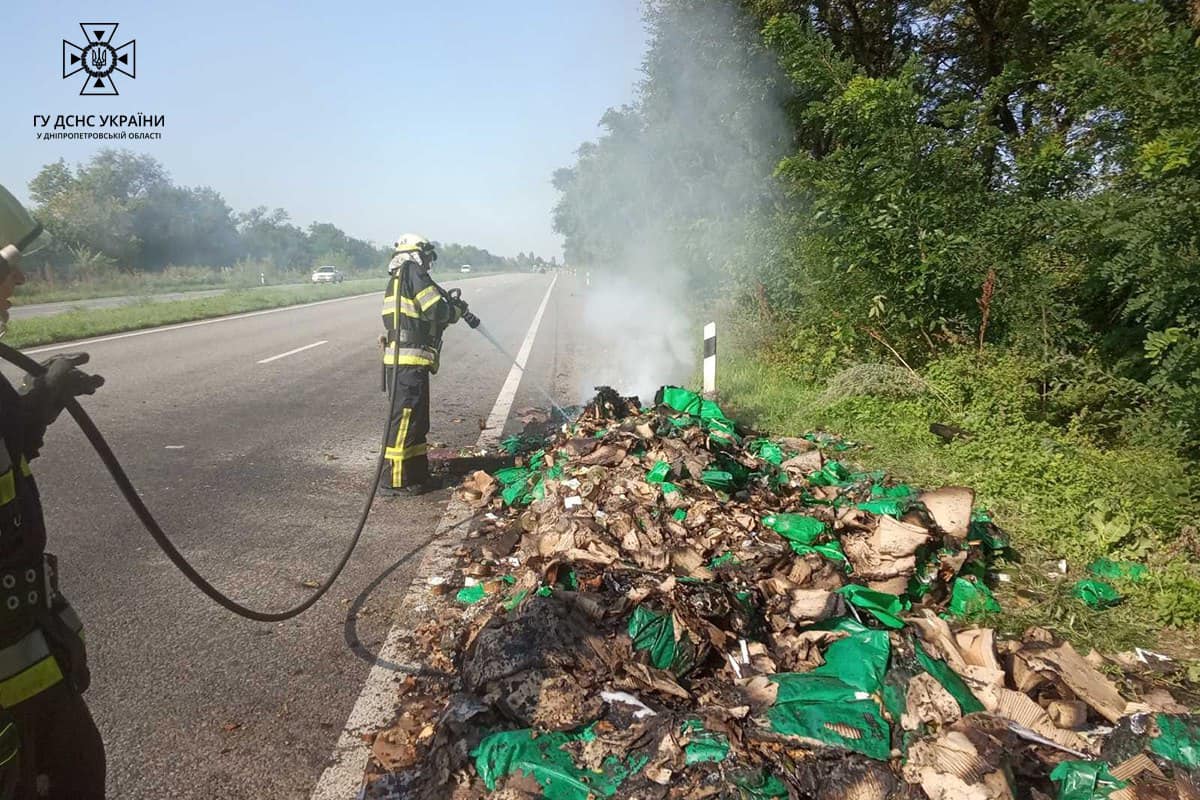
[22,149,554,277]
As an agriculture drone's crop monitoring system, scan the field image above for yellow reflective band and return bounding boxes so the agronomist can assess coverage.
[384,443,428,460]
[0,629,52,680]
[382,353,434,366]
[415,286,442,311]
[0,655,63,707]
[0,470,13,506]
[394,408,412,486]
[382,298,420,317]
[18,457,30,478]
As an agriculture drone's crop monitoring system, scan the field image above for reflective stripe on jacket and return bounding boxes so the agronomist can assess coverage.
[380,259,460,368]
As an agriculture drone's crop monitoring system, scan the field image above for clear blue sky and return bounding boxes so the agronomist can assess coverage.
[4,1,648,259]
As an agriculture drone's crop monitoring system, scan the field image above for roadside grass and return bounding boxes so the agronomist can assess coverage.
[721,342,1200,657]
[6,269,505,348]
[5,280,383,348]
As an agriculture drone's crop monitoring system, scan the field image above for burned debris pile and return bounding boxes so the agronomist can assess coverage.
[367,387,1198,800]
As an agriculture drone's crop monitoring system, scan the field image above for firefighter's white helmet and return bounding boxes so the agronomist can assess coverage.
[393,233,436,258]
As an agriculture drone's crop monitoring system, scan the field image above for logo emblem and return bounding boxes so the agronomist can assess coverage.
[63,23,136,96]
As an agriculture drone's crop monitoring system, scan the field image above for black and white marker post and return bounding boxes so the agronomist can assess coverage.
[703,322,717,397]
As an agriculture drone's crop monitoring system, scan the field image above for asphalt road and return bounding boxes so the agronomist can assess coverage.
[1,272,577,798]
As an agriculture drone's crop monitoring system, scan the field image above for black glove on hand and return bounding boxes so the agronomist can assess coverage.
[19,353,105,426]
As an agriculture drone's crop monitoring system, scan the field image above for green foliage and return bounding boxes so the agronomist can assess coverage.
[552,0,1200,454]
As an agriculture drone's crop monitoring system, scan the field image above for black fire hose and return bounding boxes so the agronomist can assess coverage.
[0,339,402,623]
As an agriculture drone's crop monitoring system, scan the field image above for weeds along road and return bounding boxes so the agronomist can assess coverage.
[0,272,576,799]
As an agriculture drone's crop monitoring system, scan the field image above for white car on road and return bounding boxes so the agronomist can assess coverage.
[311,266,344,283]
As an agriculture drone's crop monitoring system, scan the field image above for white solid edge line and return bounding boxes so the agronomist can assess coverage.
[257,340,329,364]
[308,274,558,800]
[22,291,379,356]
[479,274,558,450]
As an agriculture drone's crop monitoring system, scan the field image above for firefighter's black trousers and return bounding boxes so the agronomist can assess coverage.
[4,680,106,799]
[384,366,431,489]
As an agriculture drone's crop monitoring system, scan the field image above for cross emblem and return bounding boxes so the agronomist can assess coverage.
[63,23,136,96]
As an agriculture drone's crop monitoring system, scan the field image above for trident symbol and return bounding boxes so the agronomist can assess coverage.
[90,48,108,70]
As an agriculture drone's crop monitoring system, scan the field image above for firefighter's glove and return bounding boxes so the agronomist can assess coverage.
[448,293,478,328]
[19,353,105,426]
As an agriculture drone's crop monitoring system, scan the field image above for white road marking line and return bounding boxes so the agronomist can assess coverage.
[309,275,558,800]
[480,275,558,449]
[23,291,379,355]
[257,340,328,364]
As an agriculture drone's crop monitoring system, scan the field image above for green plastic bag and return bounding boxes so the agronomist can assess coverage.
[455,584,487,605]
[646,461,671,483]
[857,498,911,517]
[1149,714,1200,770]
[701,469,736,490]
[1048,761,1126,800]
[1087,559,1148,583]
[748,438,784,465]
[1072,579,1122,609]
[681,720,730,765]
[872,484,917,500]
[495,466,534,506]
[948,577,1001,617]
[837,585,908,629]
[913,639,985,714]
[767,616,890,753]
[861,485,917,516]
[628,606,695,675]
[808,460,853,487]
[767,673,891,760]
[673,508,687,522]
[494,466,530,486]
[762,514,826,547]
[808,616,891,693]
[969,513,1014,560]
[709,551,739,568]
[660,386,703,416]
[473,728,646,800]
[791,540,850,568]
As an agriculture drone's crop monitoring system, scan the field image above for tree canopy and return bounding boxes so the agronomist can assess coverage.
[553,0,1200,453]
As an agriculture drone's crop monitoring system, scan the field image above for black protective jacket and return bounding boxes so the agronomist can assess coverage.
[380,257,461,372]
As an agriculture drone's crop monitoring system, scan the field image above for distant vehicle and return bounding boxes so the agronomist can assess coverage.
[460,265,472,273]
[536,266,546,274]
[311,265,344,283]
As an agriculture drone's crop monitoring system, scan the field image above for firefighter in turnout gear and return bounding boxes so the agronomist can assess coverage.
[379,234,477,496]
[0,184,107,798]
